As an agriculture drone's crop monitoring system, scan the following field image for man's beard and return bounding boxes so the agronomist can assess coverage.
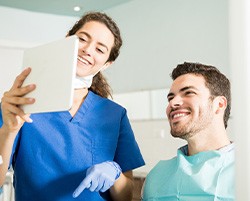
[170,104,213,140]
[170,122,205,140]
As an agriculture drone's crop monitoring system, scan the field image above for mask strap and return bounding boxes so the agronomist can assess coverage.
[74,64,108,89]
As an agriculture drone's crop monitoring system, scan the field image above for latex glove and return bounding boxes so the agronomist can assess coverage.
[73,161,122,198]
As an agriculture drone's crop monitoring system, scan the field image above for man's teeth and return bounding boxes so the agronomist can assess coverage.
[173,113,186,118]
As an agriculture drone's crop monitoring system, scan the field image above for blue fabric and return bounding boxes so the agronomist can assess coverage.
[0,91,145,201]
[143,144,235,201]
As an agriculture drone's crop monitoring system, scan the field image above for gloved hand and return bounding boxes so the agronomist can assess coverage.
[72,161,122,198]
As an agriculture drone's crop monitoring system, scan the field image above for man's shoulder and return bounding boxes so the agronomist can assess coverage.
[147,157,178,178]
[143,157,178,198]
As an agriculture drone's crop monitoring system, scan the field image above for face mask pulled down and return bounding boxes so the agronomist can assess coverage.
[74,65,107,89]
[74,75,94,89]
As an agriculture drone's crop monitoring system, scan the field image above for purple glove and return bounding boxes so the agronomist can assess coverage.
[73,161,122,198]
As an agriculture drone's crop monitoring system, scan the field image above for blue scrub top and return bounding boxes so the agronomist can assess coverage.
[143,144,235,201]
[0,91,145,201]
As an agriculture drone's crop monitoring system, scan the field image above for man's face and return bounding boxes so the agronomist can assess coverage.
[166,74,215,140]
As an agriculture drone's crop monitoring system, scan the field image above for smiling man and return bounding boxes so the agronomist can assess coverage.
[142,62,235,201]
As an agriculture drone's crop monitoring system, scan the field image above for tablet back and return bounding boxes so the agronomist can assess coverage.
[21,35,79,114]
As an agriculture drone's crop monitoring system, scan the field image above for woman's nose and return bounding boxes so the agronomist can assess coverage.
[80,43,93,56]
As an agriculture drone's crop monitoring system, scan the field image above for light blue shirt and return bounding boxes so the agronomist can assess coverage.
[143,143,235,201]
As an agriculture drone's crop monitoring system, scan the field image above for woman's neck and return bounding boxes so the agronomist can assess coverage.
[69,88,88,116]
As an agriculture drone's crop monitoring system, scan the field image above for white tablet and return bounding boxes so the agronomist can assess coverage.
[21,35,79,114]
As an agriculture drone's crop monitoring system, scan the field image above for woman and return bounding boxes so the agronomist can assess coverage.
[0,12,145,201]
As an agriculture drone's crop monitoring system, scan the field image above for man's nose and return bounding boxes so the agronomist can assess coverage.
[169,95,183,108]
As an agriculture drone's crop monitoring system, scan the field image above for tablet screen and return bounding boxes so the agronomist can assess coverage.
[21,35,79,114]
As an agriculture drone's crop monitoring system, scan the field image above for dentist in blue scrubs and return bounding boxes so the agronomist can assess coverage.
[0,12,145,201]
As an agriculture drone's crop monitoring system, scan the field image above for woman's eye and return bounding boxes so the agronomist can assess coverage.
[97,48,104,54]
[79,37,86,42]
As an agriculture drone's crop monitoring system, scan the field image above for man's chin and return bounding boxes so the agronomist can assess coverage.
[170,130,188,139]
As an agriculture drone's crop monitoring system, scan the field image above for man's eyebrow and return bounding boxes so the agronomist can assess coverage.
[167,92,174,99]
[167,86,197,98]
[78,31,109,51]
[180,86,197,92]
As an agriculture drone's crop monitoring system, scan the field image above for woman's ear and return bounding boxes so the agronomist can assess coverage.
[214,96,227,114]
[101,61,113,71]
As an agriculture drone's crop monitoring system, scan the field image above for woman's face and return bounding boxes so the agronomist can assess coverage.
[75,21,115,77]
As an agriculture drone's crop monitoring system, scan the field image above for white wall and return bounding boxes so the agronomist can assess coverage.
[113,89,168,120]
[0,47,23,97]
[229,0,250,200]
[0,6,78,97]
[0,6,77,44]
[105,0,229,93]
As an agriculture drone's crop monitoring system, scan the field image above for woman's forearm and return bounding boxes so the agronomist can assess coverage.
[110,171,134,201]
[0,126,16,186]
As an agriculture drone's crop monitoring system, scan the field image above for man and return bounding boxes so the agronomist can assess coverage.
[142,62,234,201]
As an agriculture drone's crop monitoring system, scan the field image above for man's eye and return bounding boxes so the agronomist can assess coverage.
[185,91,195,95]
[167,97,173,102]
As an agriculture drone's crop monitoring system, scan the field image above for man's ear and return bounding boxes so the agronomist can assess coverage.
[214,96,227,114]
